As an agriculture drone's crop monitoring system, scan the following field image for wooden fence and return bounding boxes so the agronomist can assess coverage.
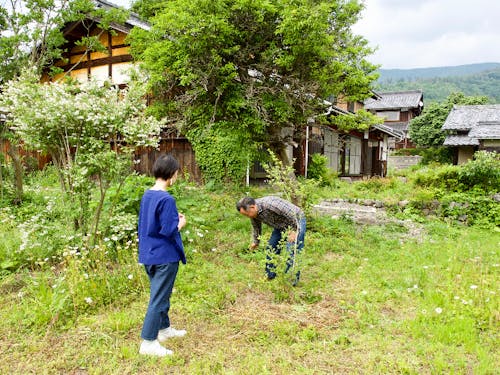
[1,136,202,182]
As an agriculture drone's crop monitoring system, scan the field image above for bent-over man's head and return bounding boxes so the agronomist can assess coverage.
[236,197,258,218]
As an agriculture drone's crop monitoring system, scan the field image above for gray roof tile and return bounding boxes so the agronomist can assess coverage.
[443,135,480,146]
[468,121,500,139]
[441,105,500,131]
[364,90,423,110]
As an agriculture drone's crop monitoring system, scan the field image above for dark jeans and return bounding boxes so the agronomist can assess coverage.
[141,262,179,340]
[266,217,306,285]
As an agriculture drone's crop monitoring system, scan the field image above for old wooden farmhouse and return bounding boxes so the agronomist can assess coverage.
[364,90,424,149]
[442,104,500,164]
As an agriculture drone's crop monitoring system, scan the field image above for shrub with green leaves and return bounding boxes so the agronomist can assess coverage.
[458,151,500,192]
[307,153,338,186]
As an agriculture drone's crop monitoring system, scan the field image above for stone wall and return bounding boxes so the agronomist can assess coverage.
[388,155,422,170]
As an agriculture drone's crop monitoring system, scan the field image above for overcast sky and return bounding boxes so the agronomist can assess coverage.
[353,0,500,69]
[112,0,500,70]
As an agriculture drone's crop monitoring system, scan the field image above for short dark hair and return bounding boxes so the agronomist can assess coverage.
[236,196,255,212]
[152,154,180,180]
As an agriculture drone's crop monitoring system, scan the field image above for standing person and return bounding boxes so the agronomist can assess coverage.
[138,154,187,357]
[236,196,306,285]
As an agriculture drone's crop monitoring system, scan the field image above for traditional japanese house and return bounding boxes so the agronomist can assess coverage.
[364,90,424,149]
[442,104,500,164]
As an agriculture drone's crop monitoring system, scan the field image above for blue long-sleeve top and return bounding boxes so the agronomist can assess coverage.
[138,189,186,265]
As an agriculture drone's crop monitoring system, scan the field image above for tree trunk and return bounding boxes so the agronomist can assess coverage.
[7,145,23,204]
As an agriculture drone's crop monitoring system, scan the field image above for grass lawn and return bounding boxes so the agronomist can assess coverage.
[0,182,498,374]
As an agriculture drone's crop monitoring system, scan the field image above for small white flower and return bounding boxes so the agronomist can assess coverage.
[103,237,110,242]
[211,248,217,252]
[84,297,93,304]
[361,290,368,295]
[423,266,429,269]
[454,296,460,300]
[128,274,133,280]
[435,307,443,314]
[413,284,418,289]
[470,285,478,290]
[83,273,89,279]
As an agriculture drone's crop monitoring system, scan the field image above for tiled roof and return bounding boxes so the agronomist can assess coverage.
[441,105,500,131]
[384,122,408,132]
[468,121,500,139]
[443,135,480,146]
[372,124,405,140]
[94,0,151,31]
[364,90,423,110]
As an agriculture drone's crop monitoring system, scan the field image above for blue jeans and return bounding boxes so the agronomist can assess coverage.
[266,217,306,285]
[141,262,179,341]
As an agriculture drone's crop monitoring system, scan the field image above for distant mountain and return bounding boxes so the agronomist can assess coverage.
[375,63,500,104]
[377,62,500,83]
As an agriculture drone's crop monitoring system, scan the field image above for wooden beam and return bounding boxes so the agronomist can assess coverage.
[58,54,134,72]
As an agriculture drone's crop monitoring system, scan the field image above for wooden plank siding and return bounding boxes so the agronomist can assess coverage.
[133,137,202,181]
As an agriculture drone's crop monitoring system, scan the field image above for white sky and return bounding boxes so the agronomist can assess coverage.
[353,0,500,69]
[111,0,500,70]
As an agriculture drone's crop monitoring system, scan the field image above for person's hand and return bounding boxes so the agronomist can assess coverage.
[178,213,187,231]
[287,231,297,243]
[249,243,258,250]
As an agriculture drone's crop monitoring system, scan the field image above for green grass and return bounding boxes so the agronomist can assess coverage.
[0,174,498,374]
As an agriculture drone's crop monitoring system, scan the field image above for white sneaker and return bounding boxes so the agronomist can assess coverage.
[139,339,173,356]
[157,327,187,342]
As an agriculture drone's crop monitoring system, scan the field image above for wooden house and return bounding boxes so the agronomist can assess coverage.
[301,100,404,179]
[38,0,202,180]
[442,104,500,164]
[364,90,424,149]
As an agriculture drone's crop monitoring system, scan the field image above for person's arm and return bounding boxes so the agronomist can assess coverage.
[158,197,181,238]
[250,218,261,248]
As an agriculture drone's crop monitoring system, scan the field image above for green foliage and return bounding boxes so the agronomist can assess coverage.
[327,108,382,132]
[1,71,162,241]
[412,152,500,193]
[307,153,338,186]
[263,151,320,212]
[459,151,500,192]
[408,92,489,148]
[129,0,378,179]
[186,125,255,183]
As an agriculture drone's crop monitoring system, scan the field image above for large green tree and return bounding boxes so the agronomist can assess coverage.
[129,0,378,181]
[409,92,490,147]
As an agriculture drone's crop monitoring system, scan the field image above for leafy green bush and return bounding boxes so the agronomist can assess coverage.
[355,177,397,193]
[419,147,454,165]
[307,153,338,186]
[412,151,500,194]
[412,164,462,191]
[439,193,500,227]
[458,151,500,192]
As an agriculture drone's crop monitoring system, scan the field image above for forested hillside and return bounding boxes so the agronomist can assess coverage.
[376,64,500,103]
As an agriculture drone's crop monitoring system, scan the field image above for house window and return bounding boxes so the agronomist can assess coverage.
[376,111,400,121]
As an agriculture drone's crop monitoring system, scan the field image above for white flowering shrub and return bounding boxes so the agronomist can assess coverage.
[1,69,163,242]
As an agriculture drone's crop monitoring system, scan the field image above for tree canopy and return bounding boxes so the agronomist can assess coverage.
[129,0,379,181]
[408,92,489,148]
